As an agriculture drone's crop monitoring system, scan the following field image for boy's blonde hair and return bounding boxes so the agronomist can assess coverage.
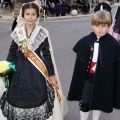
[91,10,111,27]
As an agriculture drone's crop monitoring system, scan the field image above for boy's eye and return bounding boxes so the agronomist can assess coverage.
[96,24,99,26]
[102,24,107,27]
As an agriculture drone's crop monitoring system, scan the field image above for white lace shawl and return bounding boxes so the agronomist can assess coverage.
[11,25,48,51]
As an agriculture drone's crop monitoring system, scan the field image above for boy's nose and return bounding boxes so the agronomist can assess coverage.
[99,25,102,32]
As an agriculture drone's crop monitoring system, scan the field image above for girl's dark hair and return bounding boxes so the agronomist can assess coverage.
[22,2,39,18]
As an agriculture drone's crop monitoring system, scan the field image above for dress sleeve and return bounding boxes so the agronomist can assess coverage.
[6,40,18,62]
[40,37,55,76]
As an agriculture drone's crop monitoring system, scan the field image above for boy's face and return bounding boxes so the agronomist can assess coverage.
[92,24,109,37]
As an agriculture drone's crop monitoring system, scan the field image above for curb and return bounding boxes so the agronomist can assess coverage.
[41,14,91,21]
[0,13,91,22]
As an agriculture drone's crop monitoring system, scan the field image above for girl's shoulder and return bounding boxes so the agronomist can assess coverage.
[36,25,49,35]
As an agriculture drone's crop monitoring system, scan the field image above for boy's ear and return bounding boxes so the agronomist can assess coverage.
[91,25,94,30]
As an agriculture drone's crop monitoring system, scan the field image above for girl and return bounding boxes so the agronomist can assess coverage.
[68,10,120,120]
[0,2,67,120]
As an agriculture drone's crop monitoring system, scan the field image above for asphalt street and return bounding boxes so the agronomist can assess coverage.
[0,6,120,120]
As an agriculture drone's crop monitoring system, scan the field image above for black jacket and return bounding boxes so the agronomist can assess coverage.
[68,32,120,113]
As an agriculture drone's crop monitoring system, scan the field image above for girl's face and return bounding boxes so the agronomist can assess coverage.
[24,8,37,27]
[92,24,109,37]
[99,0,104,3]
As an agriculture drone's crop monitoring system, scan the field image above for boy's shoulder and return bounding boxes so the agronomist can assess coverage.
[73,33,94,53]
[77,32,95,43]
[107,33,120,45]
[77,32,119,46]
[108,34,120,47]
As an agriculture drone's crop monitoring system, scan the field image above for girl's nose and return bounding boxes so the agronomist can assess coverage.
[29,14,32,18]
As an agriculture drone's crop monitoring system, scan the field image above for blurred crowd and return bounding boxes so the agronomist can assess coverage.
[0,0,119,17]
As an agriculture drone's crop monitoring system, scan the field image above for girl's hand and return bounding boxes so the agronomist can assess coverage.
[1,77,5,82]
[50,76,58,84]
[1,75,8,82]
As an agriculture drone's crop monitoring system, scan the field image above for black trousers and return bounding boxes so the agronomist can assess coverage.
[80,80,93,112]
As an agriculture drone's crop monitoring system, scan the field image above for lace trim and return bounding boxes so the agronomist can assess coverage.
[1,81,55,120]
[11,25,49,51]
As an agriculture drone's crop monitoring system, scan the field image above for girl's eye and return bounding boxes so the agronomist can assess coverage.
[26,13,29,15]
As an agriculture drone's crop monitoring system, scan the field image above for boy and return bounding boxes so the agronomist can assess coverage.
[68,10,120,120]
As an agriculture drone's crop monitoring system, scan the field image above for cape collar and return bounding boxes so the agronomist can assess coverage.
[89,32,109,42]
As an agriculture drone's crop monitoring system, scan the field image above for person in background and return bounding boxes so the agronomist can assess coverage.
[47,0,57,16]
[94,0,112,21]
[82,0,89,14]
[68,10,120,120]
[11,0,26,31]
[76,0,83,13]
[55,0,68,16]
[1,0,12,8]
[35,0,49,17]
[47,0,68,16]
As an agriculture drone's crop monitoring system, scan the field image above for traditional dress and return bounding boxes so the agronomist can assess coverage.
[0,3,68,119]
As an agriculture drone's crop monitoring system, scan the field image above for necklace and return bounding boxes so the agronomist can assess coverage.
[25,25,35,39]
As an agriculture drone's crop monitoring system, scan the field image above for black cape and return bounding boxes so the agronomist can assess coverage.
[68,32,120,113]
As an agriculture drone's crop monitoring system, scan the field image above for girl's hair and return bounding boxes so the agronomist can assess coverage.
[22,2,40,18]
[91,10,111,27]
